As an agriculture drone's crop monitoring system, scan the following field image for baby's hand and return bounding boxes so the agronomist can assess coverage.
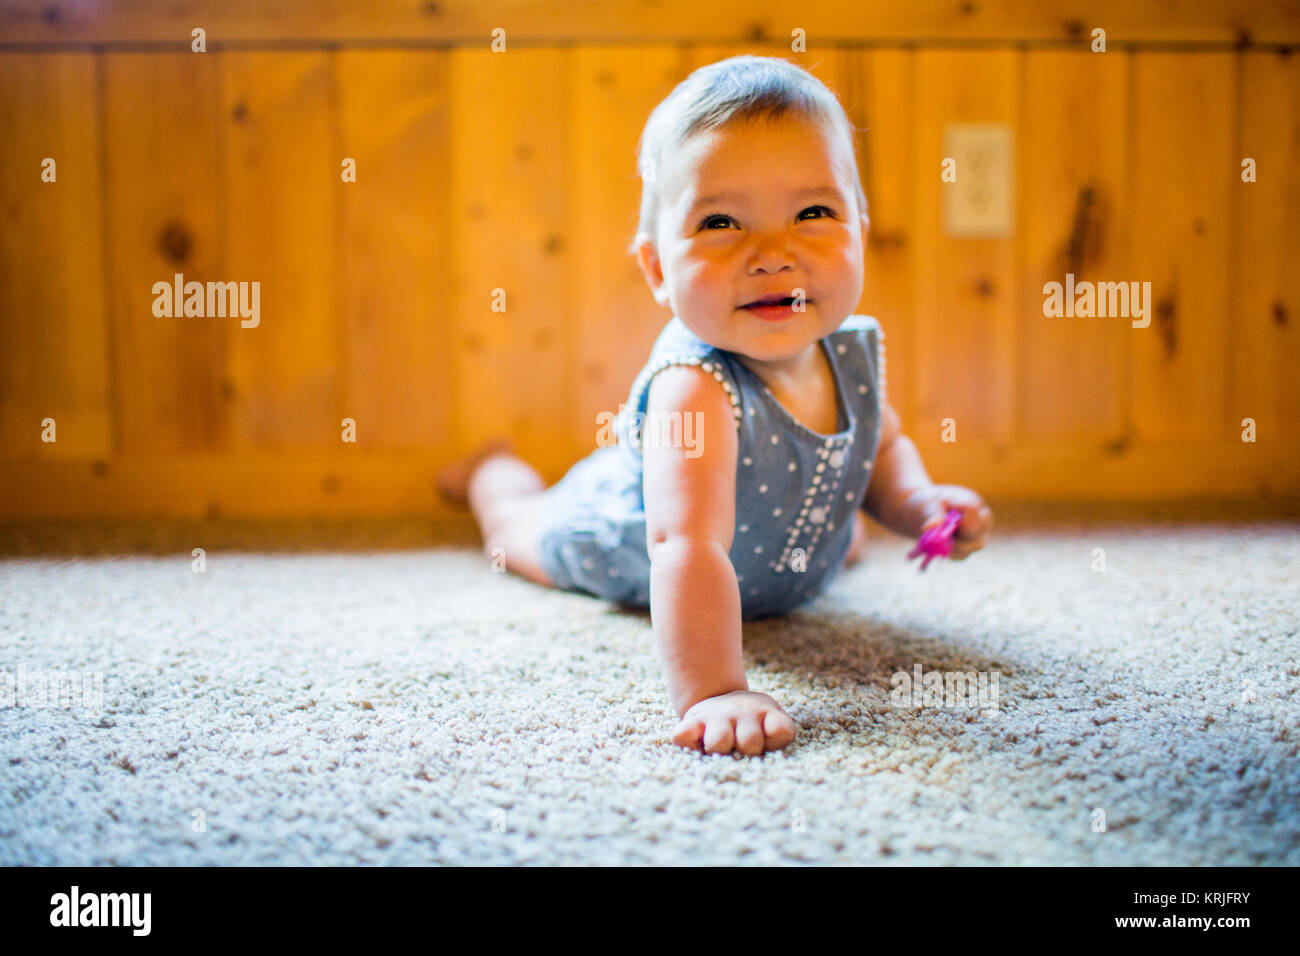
[672,690,796,755]
[914,484,993,559]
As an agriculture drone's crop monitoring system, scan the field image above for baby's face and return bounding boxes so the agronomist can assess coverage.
[637,113,868,366]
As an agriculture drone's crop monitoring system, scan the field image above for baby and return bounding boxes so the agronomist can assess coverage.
[439,55,992,756]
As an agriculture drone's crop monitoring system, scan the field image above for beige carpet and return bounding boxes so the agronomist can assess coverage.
[1,499,1297,865]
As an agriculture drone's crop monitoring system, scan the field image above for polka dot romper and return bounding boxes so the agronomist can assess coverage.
[536,314,885,620]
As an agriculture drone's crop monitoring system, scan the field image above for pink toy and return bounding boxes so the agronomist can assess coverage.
[907,508,964,571]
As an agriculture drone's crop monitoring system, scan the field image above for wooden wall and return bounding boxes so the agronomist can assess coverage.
[0,1,1297,517]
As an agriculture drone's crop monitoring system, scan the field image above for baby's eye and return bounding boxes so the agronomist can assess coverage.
[797,205,835,221]
[699,214,735,230]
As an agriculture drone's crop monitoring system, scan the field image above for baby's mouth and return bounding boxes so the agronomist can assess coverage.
[740,295,809,309]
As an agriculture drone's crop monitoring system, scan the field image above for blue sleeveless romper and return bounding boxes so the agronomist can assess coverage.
[535,314,886,620]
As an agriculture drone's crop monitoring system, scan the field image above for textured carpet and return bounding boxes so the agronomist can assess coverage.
[1,500,1297,866]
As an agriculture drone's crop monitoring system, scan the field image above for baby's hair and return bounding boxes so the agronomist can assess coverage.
[628,54,868,257]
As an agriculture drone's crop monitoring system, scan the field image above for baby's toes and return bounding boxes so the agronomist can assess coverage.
[434,461,471,504]
[733,715,765,755]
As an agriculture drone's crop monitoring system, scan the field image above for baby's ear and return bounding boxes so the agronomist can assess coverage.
[634,238,670,306]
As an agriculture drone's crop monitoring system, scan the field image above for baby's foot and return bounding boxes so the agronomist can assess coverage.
[436,438,515,507]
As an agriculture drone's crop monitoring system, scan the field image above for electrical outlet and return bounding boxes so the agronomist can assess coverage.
[943,124,1014,238]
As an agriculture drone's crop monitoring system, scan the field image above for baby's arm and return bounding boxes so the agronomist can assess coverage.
[863,400,935,538]
[864,400,994,556]
[642,367,797,755]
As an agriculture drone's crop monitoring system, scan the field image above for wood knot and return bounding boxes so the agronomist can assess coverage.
[532,328,553,350]
[322,474,341,495]
[745,22,767,42]
[543,234,565,256]
[220,379,237,401]
[41,4,60,24]
[420,1,441,15]
[91,460,109,477]
[1155,297,1178,357]
[974,278,995,298]
[1191,217,1206,235]
[1235,29,1253,50]
[158,221,193,264]
[1062,19,1084,39]
[515,143,534,162]
[959,1,978,16]
[1272,300,1288,327]
[1065,184,1100,273]
[868,230,907,252]
[231,101,248,122]
[205,502,223,521]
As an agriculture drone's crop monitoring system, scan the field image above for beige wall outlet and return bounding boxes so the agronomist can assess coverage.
[942,123,1015,238]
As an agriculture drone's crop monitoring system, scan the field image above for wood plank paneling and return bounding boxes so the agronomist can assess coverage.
[913,50,1018,444]
[103,52,228,454]
[569,46,686,465]
[893,437,1300,499]
[221,51,341,449]
[337,49,454,452]
[0,455,451,518]
[1232,50,1300,455]
[0,52,112,460]
[1131,52,1234,443]
[851,48,915,427]
[3,1,1298,45]
[2,437,1294,519]
[1018,50,1129,442]
[1,34,1297,517]
[448,48,570,478]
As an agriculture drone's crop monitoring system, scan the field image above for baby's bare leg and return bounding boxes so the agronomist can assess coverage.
[843,509,869,567]
[468,452,555,588]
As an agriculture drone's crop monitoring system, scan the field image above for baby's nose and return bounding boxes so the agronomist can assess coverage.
[748,252,795,273]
